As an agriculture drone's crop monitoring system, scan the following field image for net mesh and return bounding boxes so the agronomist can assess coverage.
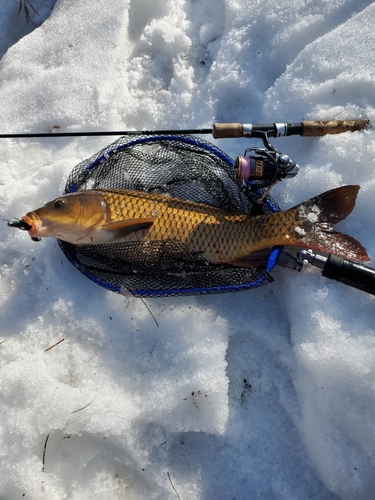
[58,135,280,297]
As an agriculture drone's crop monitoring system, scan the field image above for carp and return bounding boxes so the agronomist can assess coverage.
[20,185,369,267]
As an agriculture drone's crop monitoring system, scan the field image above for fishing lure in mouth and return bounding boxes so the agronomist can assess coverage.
[7,219,41,241]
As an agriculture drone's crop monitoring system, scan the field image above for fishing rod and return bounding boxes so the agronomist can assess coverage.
[2,119,368,192]
[0,119,369,139]
[2,119,368,191]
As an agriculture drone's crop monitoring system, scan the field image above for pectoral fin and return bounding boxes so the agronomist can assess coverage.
[103,218,154,240]
[78,218,154,244]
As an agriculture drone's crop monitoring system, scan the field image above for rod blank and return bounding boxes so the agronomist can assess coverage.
[0,129,213,139]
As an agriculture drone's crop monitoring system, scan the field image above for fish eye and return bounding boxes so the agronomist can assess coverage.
[54,199,65,209]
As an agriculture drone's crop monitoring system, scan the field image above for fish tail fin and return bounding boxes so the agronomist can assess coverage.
[287,185,369,261]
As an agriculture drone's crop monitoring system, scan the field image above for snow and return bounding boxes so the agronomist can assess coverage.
[1,0,375,498]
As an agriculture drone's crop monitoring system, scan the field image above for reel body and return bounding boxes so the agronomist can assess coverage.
[235,131,299,190]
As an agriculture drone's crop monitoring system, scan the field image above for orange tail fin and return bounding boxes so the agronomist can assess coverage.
[288,185,369,262]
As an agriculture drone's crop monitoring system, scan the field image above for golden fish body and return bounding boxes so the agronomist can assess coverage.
[22,185,369,266]
[100,190,295,264]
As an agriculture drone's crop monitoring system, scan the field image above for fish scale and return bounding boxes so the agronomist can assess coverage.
[99,189,269,262]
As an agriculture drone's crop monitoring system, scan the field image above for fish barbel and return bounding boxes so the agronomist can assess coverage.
[21,185,369,266]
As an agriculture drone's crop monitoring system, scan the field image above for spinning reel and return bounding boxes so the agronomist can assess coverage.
[235,133,299,193]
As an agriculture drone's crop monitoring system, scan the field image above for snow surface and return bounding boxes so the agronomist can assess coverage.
[1,0,375,498]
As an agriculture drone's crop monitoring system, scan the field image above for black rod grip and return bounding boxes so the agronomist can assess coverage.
[322,254,375,295]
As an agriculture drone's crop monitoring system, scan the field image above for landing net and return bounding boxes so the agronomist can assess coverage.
[58,135,279,297]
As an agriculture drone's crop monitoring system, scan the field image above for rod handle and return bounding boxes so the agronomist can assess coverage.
[301,119,369,136]
[212,123,243,138]
[322,254,375,295]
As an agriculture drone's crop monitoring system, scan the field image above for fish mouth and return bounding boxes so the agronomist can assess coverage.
[22,214,45,238]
